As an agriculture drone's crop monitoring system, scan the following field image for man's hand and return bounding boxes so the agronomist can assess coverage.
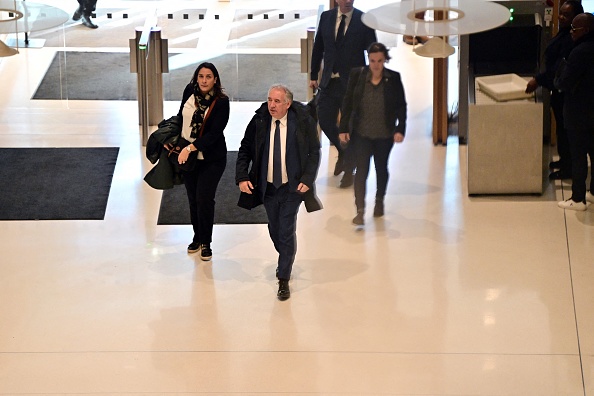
[525,78,538,94]
[309,80,319,90]
[339,133,350,146]
[239,180,254,194]
[297,183,310,193]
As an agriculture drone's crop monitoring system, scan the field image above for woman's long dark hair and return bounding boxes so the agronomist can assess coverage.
[190,62,228,99]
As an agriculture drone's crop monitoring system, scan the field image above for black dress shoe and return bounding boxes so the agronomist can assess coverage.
[73,7,83,21]
[277,279,290,301]
[549,160,561,170]
[333,157,344,176]
[339,172,354,188]
[549,170,571,180]
[81,15,98,29]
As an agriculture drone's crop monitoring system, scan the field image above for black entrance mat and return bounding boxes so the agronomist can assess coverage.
[157,151,268,225]
[32,52,306,102]
[0,148,119,220]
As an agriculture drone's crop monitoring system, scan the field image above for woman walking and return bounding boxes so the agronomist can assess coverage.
[339,43,407,225]
[173,62,230,259]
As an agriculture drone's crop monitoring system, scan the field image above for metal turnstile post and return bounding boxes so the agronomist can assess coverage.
[130,18,168,145]
[300,27,316,101]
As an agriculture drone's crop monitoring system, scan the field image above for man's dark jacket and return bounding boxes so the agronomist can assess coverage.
[554,32,594,130]
[310,7,377,90]
[235,102,322,212]
[536,27,574,91]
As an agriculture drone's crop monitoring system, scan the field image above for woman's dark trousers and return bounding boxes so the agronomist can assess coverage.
[353,135,393,211]
[183,157,226,245]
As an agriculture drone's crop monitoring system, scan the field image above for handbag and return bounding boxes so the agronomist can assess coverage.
[166,97,218,172]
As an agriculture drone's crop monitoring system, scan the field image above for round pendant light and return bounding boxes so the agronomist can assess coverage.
[413,36,455,58]
[362,0,511,37]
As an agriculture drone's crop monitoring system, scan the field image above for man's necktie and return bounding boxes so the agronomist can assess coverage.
[333,15,346,73]
[336,14,346,44]
[273,120,282,188]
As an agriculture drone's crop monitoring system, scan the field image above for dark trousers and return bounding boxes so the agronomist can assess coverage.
[568,128,594,202]
[77,0,97,15]
[353,135,394,211]
[182,157,226,245]
[263,183,302,280]
[318,79,353,171]
[551,92,571,173]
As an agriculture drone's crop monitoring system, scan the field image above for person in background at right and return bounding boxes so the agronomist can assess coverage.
[525,0,584,180]
[554,12,594,211]
[339,43,407,226]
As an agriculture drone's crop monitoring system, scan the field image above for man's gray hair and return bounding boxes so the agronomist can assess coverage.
[269,84,294,103]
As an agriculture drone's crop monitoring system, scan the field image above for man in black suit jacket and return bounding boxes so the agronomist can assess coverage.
[309,0,376,187]
[236,85,322,301]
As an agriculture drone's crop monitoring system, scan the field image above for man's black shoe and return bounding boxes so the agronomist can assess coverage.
[333,157,344,176]
[549,170,571,180]
[277,279,290,301]
[73,7,83,21]
[549,160,561,170]
[339,172,354,188]
[81,15,98,29]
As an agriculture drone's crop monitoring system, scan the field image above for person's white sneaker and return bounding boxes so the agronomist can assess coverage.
[586,191,594,204]
[558,199,587,211]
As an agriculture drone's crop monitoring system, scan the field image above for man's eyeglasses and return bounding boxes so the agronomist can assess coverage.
[571,24,585,32]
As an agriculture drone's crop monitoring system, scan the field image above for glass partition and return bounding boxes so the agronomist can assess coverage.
[26,0,331,103]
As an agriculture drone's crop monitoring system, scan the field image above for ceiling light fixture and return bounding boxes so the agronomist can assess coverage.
[362,0,511,58]
[0,1,21,57]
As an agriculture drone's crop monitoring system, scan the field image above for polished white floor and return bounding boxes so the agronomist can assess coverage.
[1,0,594,394]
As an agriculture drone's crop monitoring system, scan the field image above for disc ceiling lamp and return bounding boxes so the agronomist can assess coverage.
[362,0,511,58]
[0,0,21,57]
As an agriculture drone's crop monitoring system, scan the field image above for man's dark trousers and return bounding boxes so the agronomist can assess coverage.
[77,0,98,16]
[318,78,353,170]
[551,91,571,173]
[568,127,594,202]
[263,183,302,280]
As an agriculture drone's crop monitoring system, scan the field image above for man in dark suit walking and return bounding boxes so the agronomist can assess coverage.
[236,84,322,301]
[309,0,376,188]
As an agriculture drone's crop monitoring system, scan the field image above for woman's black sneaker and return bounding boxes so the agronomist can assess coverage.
[200,244,212,261]
[187,242,201,254]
